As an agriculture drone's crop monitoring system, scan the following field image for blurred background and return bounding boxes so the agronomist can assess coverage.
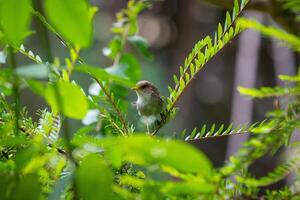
[11,0,300,188]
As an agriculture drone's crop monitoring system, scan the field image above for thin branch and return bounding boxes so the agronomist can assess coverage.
[94,78,129,135]
[0,117,68,158]
[152,1,249,136]
[152,30,242,135]
[201,0,269,12]
[9,46,20,136]
[32,10,85,64]
[185,131,251,141]
[32,10,129,136]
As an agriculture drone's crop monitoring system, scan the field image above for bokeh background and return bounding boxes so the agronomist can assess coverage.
[13,0,300,188]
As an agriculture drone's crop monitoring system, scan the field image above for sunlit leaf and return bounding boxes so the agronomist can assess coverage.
[106,53,141,82]
[103,135,212,175]
[75,64,134,87]
[0,0,32,45]
[76,154,113,200]
[128,35,154,60]
[44,0,93,47]
[45,81,88,119]
[12,174,42,200]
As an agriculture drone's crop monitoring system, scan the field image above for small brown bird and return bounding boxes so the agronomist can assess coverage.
[132,80,163,133]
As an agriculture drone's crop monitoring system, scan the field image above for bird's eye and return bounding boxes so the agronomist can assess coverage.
[140,85,147,89]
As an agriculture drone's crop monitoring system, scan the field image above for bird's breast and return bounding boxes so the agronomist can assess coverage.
[136,94,162,117]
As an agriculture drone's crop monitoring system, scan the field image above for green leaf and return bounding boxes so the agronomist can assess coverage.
[44,0,92,47]
[15,63,49,79]
[218,23,223,40]
[0,0,32,45]
[12,174,42,200]
[237,18,300,52]
[104,135,212,175]
[45,81,88,119]
[76,154,113,200]
[103,36,122,59]
[26,79,46,97]
[128,35,154,60]
[75,64,135,87]
[106,53,141,82]
[162,181,214,195]
[232,0,240,20]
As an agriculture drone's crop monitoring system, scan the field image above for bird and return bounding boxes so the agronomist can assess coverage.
[132,80,163,133]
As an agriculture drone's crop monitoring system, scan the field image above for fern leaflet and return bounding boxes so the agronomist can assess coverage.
[153,0,249,135]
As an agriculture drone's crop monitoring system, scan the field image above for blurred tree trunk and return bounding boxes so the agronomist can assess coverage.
[270,36,297,184]
[226,11,263,158]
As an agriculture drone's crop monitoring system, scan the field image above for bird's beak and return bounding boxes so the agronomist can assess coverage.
[131,86,138,91]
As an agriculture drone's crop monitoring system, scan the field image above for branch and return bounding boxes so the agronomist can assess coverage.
[152,0,250,135]
[200,0,269,12]
[94,78,129,135]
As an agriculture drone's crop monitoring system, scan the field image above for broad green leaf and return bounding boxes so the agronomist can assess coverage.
[237,18,300,52]
[0,0,32,45]
[75,65,134,87]
[45,81,88,119]
[104,135,212,175]
[103,36,122,59]
[12,174,42,200]
[26,79,46,97]
[16,63,49,79]
[76,154,113,200]
[106,53,141,82]
[44,0,93,47]
[128,35,154,60]
[162,181,214,195]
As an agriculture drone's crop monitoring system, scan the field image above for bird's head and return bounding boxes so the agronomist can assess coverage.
[131,80,159,97]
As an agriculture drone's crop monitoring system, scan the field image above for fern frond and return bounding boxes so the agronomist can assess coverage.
[280,0,300,14]
[236,155,300,187]
[184,121,266,141]
[279,74,300,82]
[220,102,300,177]
[238,86,300,98]
[37,109,61,144]
[93,79,129,135]
[152,0,249,135]
[237,18,300,52]
[15,44,44,64]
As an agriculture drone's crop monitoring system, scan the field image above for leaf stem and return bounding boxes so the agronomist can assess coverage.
[94,78,129,135]
[152,1,248,136]
[9,46,20,136]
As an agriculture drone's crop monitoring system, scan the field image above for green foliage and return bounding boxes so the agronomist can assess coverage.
[75,64,134,87]
[236,155,300,187]
[238,86,300,98]
[280,0,300,19]
[0,0,32,45]
[44,0,93,48]
[45,81,88,119]
[237,18,300,52]
[153,0,249,135]
[184,121,266,141]
[76,154,113,200]
[0,0,300,199]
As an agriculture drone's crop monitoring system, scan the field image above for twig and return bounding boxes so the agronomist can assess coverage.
[9,46,20,136]
[185,131,251,141]
[201,0,268,12]
[32,10,128,136]
[151,0,249,136]
[0,117,68,157]
[94,78,129,135]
